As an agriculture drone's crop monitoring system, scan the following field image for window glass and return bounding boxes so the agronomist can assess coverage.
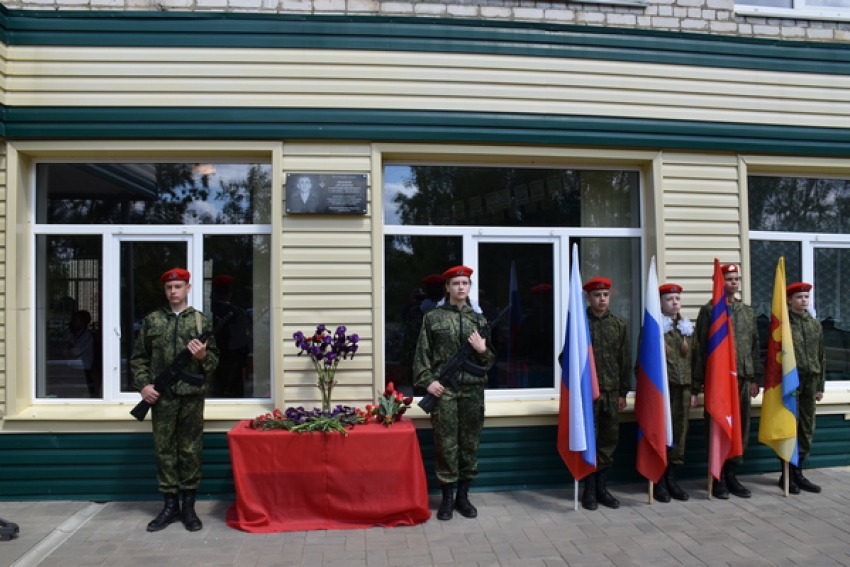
[815,247,850,381]
[203,235,272,399]
[748,176,850,234]
[35,162,272,401]
[385,166,639,228]
[36,235,103,399]
[36,163,272,225]
[384,235,463,398]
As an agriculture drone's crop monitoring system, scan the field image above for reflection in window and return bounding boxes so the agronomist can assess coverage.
[384,236,463,397]
[385,166,639,228]
[36,235,103,399]
[36,163,271,225]
[815,248,850,381]
[479,243,554,389]
[203,235,272,399]
[35,162,272,401]
[748,176,850,233]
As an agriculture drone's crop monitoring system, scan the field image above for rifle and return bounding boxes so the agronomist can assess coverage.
[130,310,234,421]
[418,304,511,414]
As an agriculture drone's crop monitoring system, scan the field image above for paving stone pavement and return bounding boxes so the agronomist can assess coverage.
[2,467,850,567]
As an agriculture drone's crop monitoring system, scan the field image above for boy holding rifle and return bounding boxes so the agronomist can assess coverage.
[131,269,219,532]
[413,265,495,521]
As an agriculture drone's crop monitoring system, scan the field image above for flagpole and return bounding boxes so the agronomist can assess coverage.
[782,461,789,497]
[648,481,653,504]
[707,474,713,500]
[574,480,579,511]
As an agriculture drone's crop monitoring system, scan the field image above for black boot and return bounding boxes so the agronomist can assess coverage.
[147,493,180,532]
[653,473,671,503]
[778,460,800,494]
[711,466,730,499]
[596,470,620,509]
[181,490,203,532]
[581,473,598,511]
[724,462,751,498]
[792,463,822,493]
[437,484,454,521]
[665,465,689,501]
[454,480,478,518]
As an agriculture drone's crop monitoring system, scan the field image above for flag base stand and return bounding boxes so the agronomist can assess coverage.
[648,480,653,504]
[707,475,713,500]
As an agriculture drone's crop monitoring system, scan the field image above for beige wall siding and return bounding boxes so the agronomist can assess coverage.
[280,143,376,409]
[660,152,743,319]
[7,47,850,131]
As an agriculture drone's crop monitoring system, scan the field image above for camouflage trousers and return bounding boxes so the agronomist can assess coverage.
[594,391,621,472]
[430,384,485,485]
[668,384,692,465]
[797,372,817,460]
[151,394,204,494]
[704,378,752,464]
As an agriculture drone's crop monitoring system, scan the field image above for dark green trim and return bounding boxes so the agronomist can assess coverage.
[5,106,850,156]
[0,9,849,75]
[1,415,848,500]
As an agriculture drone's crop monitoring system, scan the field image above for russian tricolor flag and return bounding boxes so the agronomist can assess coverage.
[635,257,673,484]
[557,243,600,481]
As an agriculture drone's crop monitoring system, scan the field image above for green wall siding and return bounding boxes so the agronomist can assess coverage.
[1,416,847,501]
[5,107,850,156]
[1,10,849,75]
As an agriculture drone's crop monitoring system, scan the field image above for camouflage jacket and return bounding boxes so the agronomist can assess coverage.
[663,316,695,387]
[693,299,763,389]
[588,308,631,396]
[412,303,496,390]
[130,306,220,396]
[789,309,825,391]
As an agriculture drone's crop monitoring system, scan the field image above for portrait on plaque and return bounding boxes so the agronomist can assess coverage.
[285,173,368,215]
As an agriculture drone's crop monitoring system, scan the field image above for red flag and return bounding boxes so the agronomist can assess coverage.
[704,259,743,480]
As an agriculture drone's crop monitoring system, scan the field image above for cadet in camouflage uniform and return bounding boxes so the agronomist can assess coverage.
[131,268,219,532]
[582,277,631,511]
[783,282,824,494]
[693,264,762,499]
[656,283,696,502]
[413,265,495,521]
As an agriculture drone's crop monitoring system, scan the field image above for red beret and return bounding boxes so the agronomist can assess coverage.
[422,274,445,285]
[583,277,612,292]
[212,275,233,288]
[442,265,473,280]
[720,264,739,274]
[161,268,190,283]
[532,284,553,294]
[659,283,683,295]
[787,282,812,296]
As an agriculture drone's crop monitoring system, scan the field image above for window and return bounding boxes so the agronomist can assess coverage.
[735,0,850,21]
[384,164,642,398]
[749,174,850,383]
[34,162,272,402]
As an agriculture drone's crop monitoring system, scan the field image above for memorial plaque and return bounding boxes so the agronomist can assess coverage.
[285,173,368,215]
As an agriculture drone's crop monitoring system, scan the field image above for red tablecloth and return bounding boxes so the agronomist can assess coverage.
[226,418,431,533]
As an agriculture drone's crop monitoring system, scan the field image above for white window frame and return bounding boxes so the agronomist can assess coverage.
[382,161,644,402]
[31,158,274,406]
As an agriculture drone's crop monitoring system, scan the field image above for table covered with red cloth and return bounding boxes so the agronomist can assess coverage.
[226,418,431,533]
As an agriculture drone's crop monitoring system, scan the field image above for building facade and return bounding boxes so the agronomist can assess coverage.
[1,3,850,499]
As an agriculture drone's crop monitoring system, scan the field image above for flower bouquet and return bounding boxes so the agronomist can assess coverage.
[248,405,367,435]
[293,325,359,414]
[367,382,413,427]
